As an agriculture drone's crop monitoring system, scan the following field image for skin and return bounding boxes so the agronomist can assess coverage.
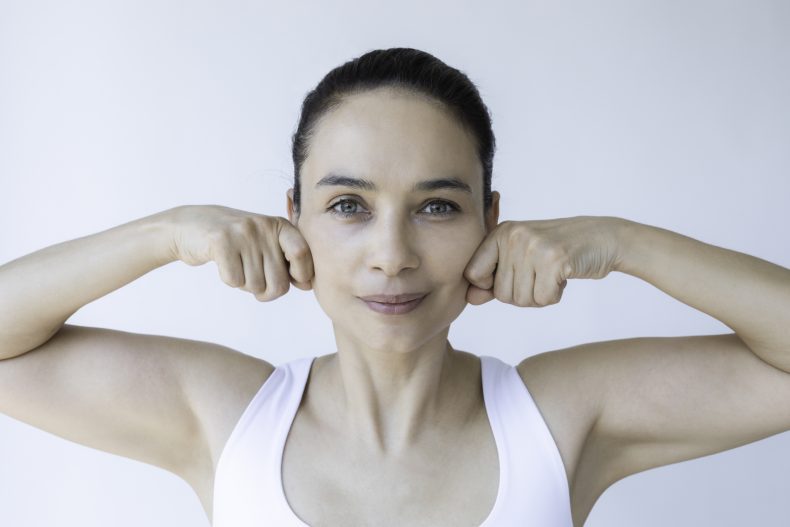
[2,81,788,527]
[284,86,500,457]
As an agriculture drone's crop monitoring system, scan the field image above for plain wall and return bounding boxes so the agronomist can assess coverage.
[1,0,789,525]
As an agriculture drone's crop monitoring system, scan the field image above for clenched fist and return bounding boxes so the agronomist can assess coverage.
[168,205,314,302]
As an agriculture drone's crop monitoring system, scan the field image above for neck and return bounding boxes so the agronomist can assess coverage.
[320,329,469,457]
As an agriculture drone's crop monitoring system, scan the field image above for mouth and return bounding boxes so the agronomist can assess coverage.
[358,292,428,303]
[358,293,428,315]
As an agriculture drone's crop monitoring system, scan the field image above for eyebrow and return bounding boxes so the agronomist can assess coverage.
[315,173,473,194]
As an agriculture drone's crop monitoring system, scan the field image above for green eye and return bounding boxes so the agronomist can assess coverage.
[327,199,460,219]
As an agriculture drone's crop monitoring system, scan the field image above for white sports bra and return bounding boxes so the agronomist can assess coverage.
[212,355,573,526]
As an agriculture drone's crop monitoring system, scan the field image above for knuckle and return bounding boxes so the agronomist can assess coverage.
[534,286,553,307]
[507,227,528,248]
[539,288,562,306]
[263,214,281,228]
[464,268,481,282]
[274,282,289,297]
[261,216,282,235]
[233,217,258,237]
[542,244,565,262]
[247,280,267,294]
[500,220,517,234]
[260,282,288,300]
[225,275,244,288]
[290,242,309,259]
[254,291,271,302]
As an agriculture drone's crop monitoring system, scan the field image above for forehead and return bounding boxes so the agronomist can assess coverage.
[301,87,481,191]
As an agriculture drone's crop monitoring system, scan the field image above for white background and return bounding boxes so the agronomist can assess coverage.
[1,1,789,525]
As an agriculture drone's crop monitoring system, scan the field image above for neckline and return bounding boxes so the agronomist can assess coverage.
[275,355,506,527]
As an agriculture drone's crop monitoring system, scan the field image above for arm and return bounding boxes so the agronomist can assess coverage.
[614,218,790,371]
[499,216,790,502]
[0,208,177,359]
[0,207,275,487]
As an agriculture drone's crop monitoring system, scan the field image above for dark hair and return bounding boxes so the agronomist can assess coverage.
[290,47,496,217]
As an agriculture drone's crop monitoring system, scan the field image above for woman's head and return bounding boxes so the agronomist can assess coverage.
[286,48,500,354]
[290,47,496,219]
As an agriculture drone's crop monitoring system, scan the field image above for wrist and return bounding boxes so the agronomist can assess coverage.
[138,207,183,266]
[607,216,641,274]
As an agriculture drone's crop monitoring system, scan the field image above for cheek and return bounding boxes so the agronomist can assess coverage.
[306,232,350,276]
[302,234,350,302]
[430,231,485,280]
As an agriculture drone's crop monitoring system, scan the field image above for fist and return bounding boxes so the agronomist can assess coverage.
[168,205,314,302]
[463,216,623,307]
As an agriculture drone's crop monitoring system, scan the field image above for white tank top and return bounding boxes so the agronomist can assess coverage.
[212,355,573,526]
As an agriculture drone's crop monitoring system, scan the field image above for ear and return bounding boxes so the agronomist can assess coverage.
[484,191,500,233]
[286,188,298,225]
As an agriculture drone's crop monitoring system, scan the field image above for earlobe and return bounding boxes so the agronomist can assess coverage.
[286,189,296,224]
[486,191,500,232]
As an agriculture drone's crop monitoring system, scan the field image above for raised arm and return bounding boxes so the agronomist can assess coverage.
[614,219,790,370]
[0,205,314,516]
[464,216,790,521]
[0,209,176,359]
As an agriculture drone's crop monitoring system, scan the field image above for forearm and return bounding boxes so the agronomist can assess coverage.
[0,208,179,359]
[613,217,790,371]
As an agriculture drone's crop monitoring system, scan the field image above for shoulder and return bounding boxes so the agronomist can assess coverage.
[516,348,604,489]
[181,346,276,473]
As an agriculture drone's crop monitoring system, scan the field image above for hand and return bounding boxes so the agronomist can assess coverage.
[463,216,623,306]
[167,205,314,301]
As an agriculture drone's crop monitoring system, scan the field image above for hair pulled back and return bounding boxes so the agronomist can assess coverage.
[290,47,496,216]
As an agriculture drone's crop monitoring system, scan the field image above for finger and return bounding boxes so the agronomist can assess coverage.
[493,261,515,305]
[466,284,495,305]
[240,246,266,295]
[533,267,562,306]
[290,275,313,291]
[259,240,291,301]
[215,246,245,288]
[464,233,499,290]
[279,220,314,285]
[513,264,536,307]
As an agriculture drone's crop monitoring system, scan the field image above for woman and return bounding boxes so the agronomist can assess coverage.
[1,47,789,527]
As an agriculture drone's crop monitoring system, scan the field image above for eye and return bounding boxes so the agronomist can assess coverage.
[326,198,460,219]
[422,200,458,216]
[328,198,365,218]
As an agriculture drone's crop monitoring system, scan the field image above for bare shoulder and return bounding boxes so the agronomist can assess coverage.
[181,341,276,470]
[513,333,790,526]
[515,345,607,491]
[173,337,275,512]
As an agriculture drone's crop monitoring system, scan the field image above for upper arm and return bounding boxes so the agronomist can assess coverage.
[571,332,790,488]
[0,323,274,481]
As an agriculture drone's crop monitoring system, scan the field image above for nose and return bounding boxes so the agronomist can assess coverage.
[366,213,420,277]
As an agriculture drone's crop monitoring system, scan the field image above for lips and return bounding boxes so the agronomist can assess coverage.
[358,293,428,304]
[360,293,427,315]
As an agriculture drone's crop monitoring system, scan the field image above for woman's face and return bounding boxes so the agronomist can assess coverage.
[287,86,499,353]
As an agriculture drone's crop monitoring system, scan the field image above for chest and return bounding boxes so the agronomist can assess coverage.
[280,408,500,527]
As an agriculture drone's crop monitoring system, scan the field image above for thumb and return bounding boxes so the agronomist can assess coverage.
[467,284,495,305]
[463,232,499,290]
[290,275,313,291]
[277,218,314,286]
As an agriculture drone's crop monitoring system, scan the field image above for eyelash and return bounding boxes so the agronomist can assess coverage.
[327,198,460,219]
